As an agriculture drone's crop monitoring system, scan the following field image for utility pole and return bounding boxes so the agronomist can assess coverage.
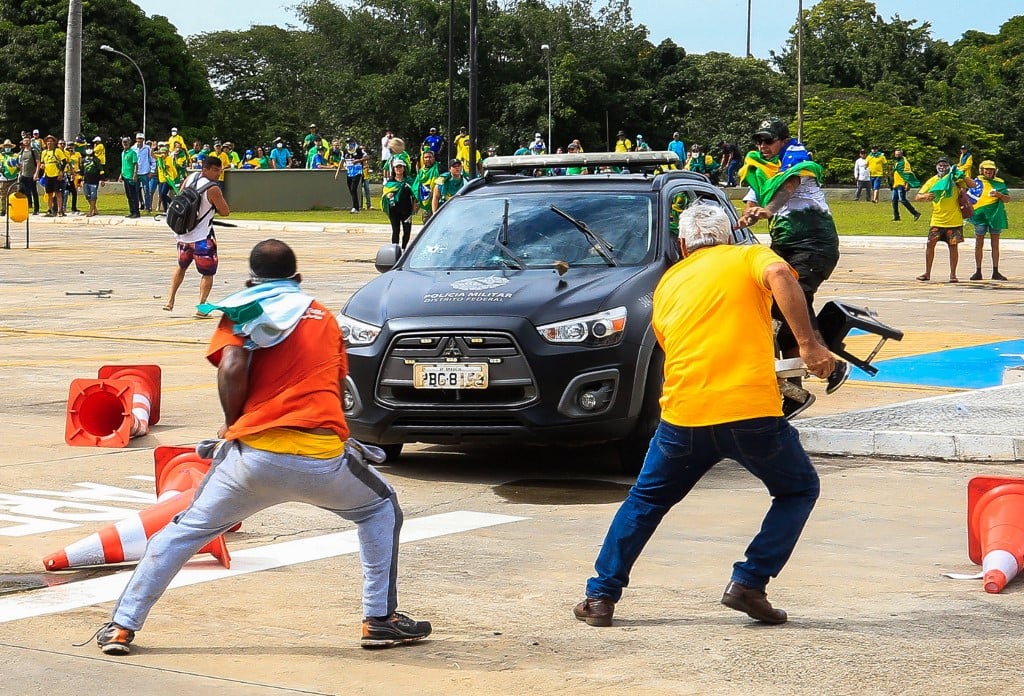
[447,0,454,162]
[64,0,83,142]
[468,0,478,177]
[796,0,804,142]
[746,0,752,58]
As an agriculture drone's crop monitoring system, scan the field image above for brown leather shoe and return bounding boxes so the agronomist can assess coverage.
[573,596,615,627]
[721,581,787,624]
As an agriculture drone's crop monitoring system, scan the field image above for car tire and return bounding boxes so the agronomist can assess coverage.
[616,350,664,476]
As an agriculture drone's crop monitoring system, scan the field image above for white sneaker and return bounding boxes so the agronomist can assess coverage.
[350,208,358,213]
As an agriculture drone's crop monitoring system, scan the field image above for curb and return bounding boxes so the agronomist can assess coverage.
[795,383,1024,462]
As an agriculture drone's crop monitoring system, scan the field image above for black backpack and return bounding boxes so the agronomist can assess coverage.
[165,175,217,235]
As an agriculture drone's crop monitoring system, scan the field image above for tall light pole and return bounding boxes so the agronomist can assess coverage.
[541,44,551,152]
[64,0,83,142]
[796,0,803,142]
[100,45,146,136]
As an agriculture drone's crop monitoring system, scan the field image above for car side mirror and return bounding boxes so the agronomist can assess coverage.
[374,244,402,273]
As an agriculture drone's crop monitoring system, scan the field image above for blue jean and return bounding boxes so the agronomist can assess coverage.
[112,440,402,630]
[585,417,819,601]
[891,185,919,220]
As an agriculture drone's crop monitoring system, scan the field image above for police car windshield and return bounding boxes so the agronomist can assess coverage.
[404,193,654,270]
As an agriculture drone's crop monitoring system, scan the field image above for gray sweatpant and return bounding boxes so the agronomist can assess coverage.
[112,439,402,630]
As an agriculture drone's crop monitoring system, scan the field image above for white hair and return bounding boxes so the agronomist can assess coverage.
[677,204,733,252]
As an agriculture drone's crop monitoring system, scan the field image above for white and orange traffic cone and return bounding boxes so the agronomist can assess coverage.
[64,364,162,447]
[968,476,1024,593]
[154,445,241,532]
[42,488,230,571]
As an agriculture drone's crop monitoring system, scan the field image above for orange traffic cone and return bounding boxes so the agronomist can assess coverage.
[64,364,162,447]
[153,446,241,532]
[968,476,1024,593]
[154,446,211,501]
[42,488,230,571]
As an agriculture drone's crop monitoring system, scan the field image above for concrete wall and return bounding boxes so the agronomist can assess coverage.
[222,169,380,211]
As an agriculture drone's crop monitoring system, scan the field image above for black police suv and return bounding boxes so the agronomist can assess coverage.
[339,152,754,471]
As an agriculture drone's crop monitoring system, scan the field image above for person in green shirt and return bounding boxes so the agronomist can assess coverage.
[119,136,140,218]
[432,159,466,214]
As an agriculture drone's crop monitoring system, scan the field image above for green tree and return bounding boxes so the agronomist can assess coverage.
[0,0,213,141]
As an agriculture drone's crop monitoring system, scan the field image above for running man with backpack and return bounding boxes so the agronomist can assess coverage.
[162,156,229,316]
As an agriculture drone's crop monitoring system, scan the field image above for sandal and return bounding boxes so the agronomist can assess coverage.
[162,302,173,311]
[948,277,958,283]
[915,274,930,281]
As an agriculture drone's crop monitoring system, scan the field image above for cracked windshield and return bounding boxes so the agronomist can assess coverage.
[405,193,654,270]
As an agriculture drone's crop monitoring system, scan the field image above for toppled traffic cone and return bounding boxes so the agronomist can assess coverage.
[154,446,211,501]
[64,364,162,447]
[968,476,1024,593]
[154,445,241,532]
[42,488,230,571]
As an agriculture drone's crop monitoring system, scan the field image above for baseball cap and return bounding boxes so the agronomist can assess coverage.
[32,129,39,135]
[171,127,178,133]
[392,159,407,167]
[636,134,643,139]
[960,144,968,149]
[980,159,997,169]
[309,123,317,128]
[448,158,462,167]
[754,118,789,141]
[936,155,950,164]
[535,132,542,138]
[135,132,144,139]
[93,136,102,143]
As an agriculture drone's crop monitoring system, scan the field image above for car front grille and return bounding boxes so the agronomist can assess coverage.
[376,331,538,407]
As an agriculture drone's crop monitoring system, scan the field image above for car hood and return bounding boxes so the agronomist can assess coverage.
[343,266,649,326]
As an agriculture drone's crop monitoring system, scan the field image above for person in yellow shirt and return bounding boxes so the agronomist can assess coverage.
[37,135,69,216]
[210,142,230,184]
[167,127,187,153]
[63,141,82,214]
[914,155,976,282]
[92,136,106,170]
[865,145,887,203]
[613,130,632,153]
[574,205,834,629]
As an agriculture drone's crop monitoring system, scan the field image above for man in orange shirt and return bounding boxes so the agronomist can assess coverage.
[93,239,431,655]
[574,206,833,629]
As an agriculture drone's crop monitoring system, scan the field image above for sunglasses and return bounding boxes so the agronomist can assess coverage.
[755,137,777,145]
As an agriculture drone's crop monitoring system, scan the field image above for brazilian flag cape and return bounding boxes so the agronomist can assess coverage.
[381,178,413,214]
[920,165,967,203]
[893,157,920,188]
[737,139,823,207]
[412,163,440,210]
[967,175,1009,229]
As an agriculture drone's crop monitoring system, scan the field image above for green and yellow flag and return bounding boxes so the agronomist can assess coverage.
[738,150,822,207]
[967,176,1009,229]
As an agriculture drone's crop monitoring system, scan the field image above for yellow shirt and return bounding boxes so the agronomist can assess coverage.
[921,175,969,228]
[94,143,106,166]
[215,151,230,181]
[653,244,786,426]
[40,148,68,178]
[167,134,187,152]
[866,153,887,177]
[240,427,345,459]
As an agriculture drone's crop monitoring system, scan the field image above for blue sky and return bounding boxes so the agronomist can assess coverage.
[135,0,1018,58]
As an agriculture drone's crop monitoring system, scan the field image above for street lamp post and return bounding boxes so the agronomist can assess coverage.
[100,45,146,136]
[541,44,551,152]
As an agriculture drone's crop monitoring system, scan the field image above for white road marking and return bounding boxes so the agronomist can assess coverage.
[0,511,526,623]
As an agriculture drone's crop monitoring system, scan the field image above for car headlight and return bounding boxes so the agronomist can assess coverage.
[339,314,382,346]
[536,306,627,347]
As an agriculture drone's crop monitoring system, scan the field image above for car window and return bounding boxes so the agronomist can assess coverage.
[404,192,654,270]
[664,185,757,246]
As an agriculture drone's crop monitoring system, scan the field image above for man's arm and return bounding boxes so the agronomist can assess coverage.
[206,183,230,216]
[431,180,442,213]
[764,262,835,379]
[216,345,250,435]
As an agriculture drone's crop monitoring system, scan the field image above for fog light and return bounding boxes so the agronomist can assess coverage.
[579,390,600,411]
[343,389,355,412]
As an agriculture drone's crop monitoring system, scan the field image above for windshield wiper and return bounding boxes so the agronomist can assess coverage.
[495,199,524,269]
[548,205,617,266]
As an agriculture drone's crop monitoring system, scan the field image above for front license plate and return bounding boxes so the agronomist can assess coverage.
[413,363,489,389]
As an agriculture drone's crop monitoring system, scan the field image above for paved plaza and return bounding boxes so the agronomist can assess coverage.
[0,216,1022,694]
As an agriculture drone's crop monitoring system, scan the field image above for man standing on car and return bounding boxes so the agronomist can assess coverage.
[574,205,833,629]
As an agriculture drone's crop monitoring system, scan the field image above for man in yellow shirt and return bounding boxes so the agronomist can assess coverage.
[575,205,834,629]
[915,155,975,282]
[167,127,186,153]
[37,135,69,216]
[865,145,887,203]
[614,130,632,153]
